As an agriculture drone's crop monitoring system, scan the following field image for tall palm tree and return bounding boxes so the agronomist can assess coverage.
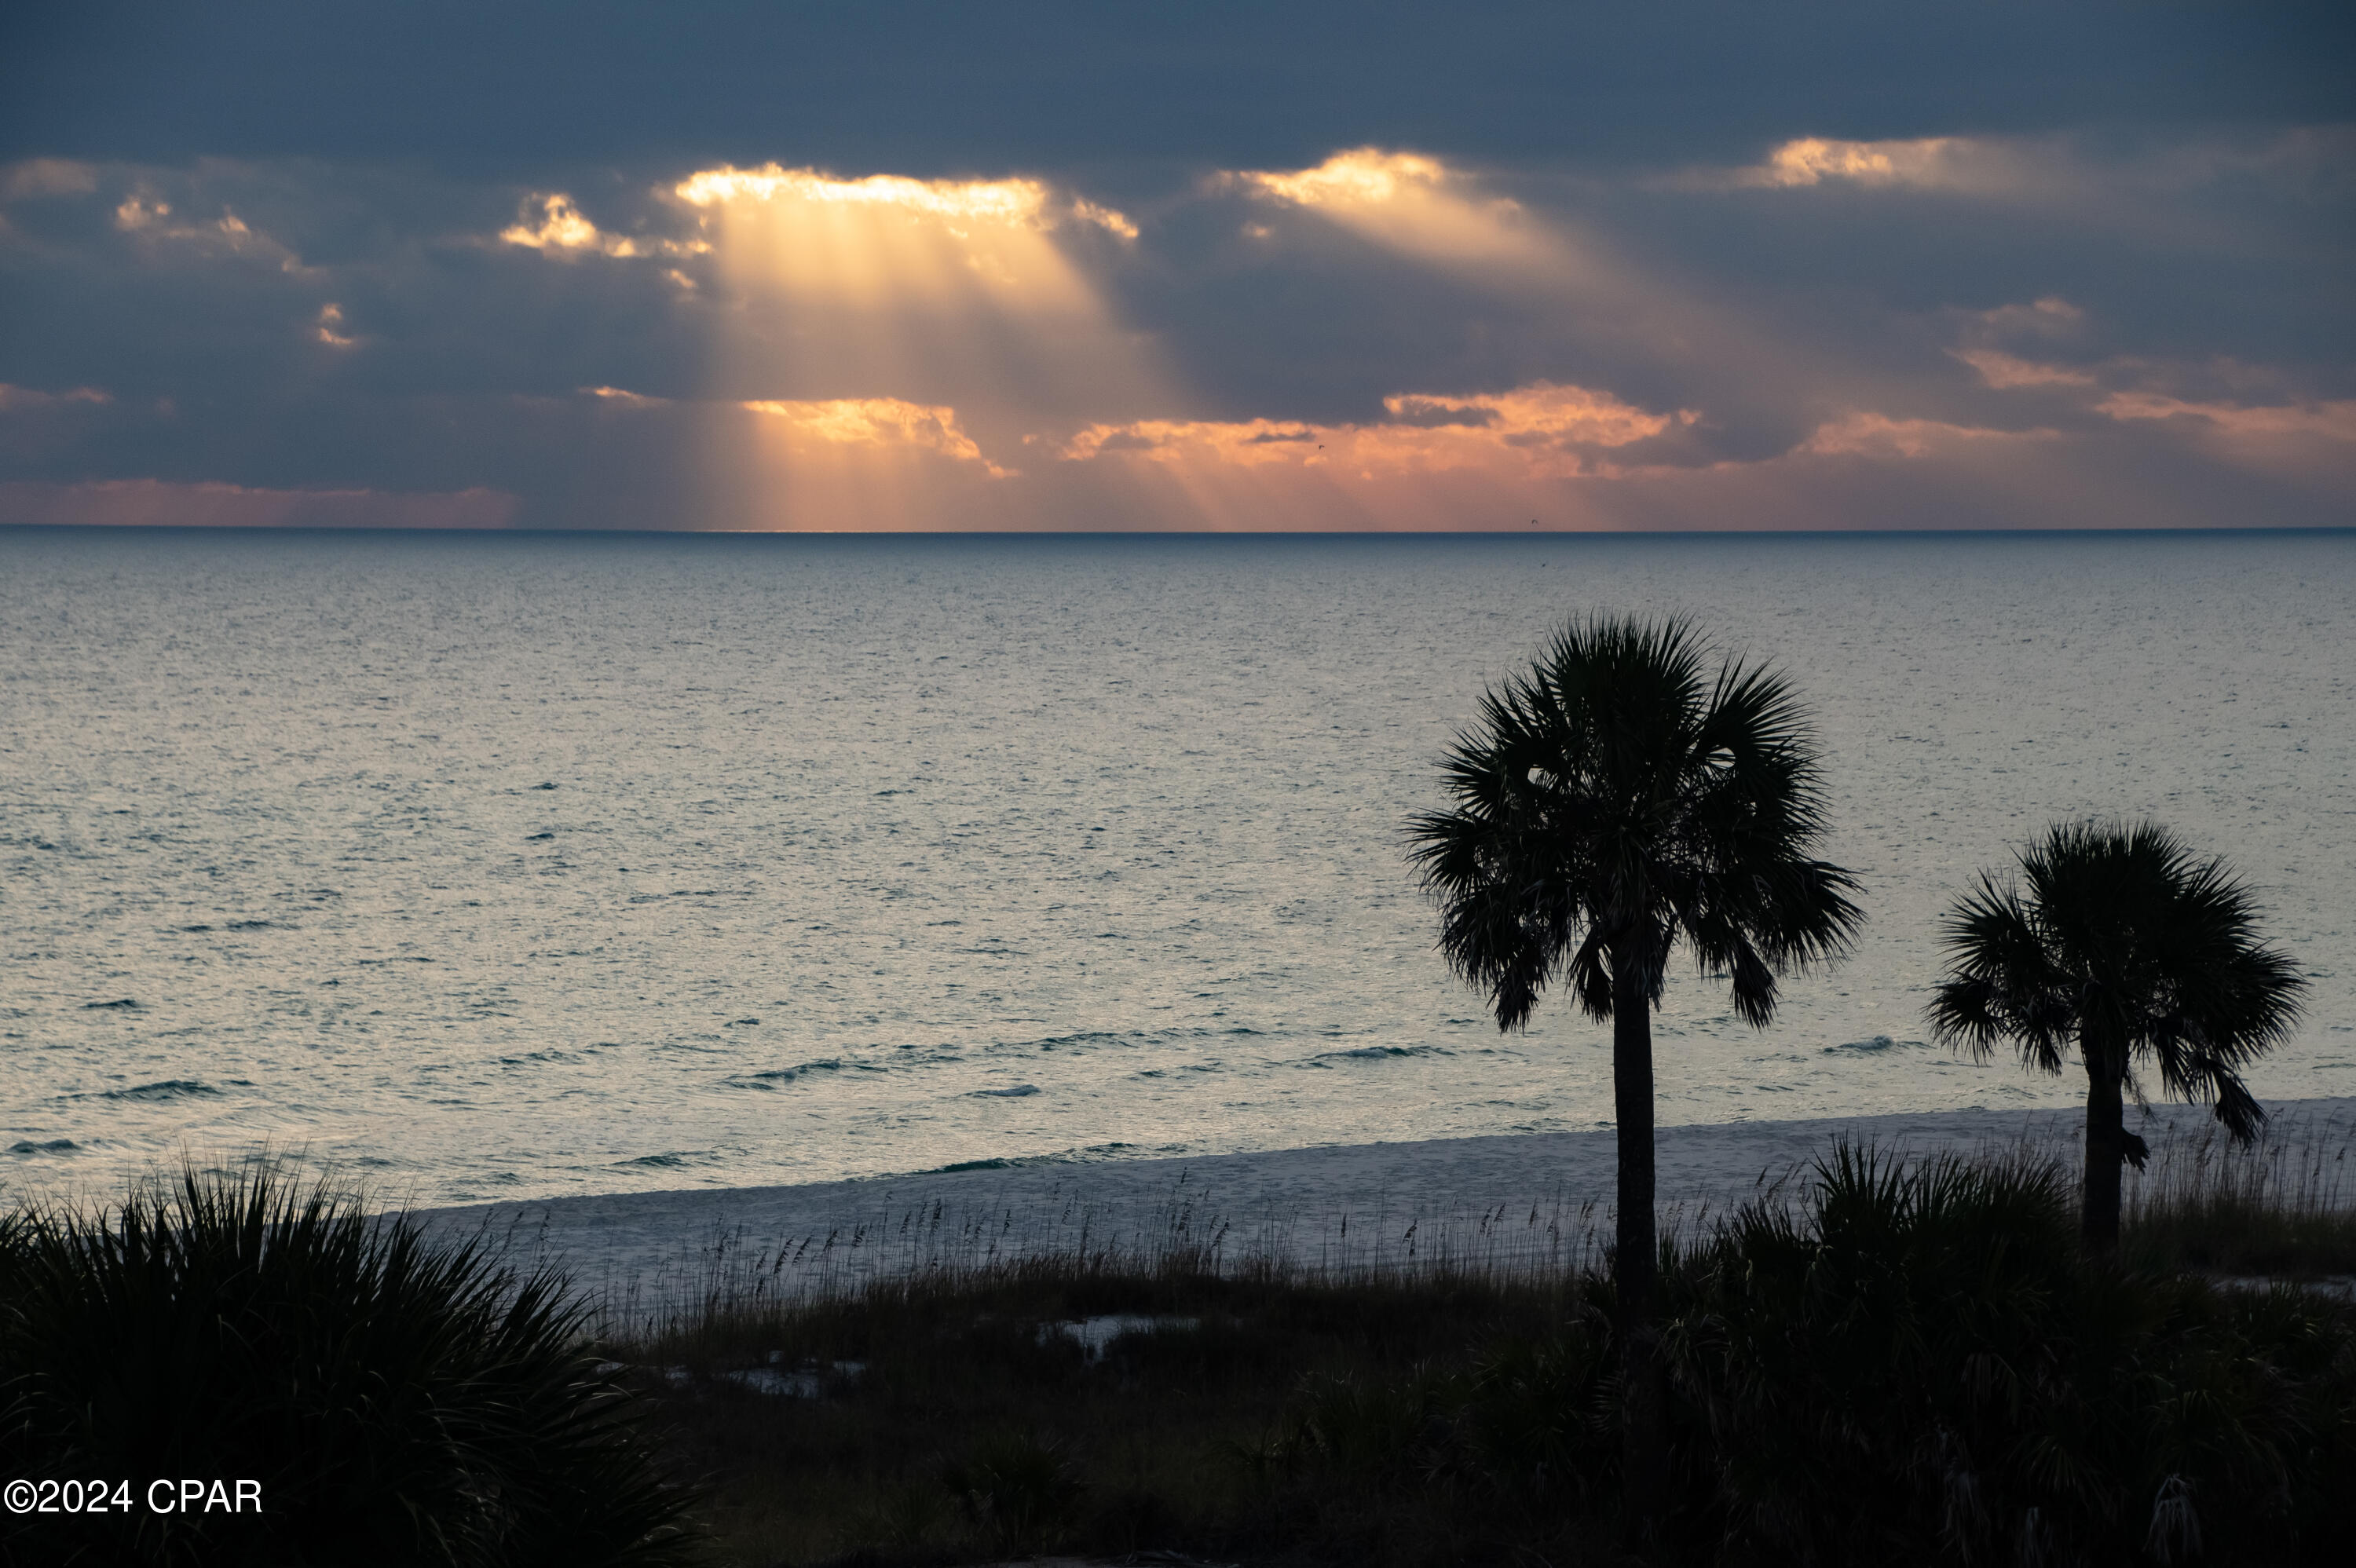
[1927,821,2306,1254]
[1407,616,1860,1527]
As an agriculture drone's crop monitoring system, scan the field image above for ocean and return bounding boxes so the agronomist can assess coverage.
[4,527,2350,1205]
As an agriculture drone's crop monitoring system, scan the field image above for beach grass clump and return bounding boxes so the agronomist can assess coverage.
[0,1158,697,1567]
[2122,1121,2356,1277]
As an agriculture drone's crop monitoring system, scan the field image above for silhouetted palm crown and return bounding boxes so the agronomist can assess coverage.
[1408,618,1860,1029]
[1928,821,2304,1139]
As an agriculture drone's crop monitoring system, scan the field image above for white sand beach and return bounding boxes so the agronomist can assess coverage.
[415,1096,2356,1315]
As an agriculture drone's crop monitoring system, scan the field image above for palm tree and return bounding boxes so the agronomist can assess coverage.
[1927,821,2306,1255]
[1407,616,1860,1528]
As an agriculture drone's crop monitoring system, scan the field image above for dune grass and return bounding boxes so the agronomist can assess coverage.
[610,1139,2356,1567]
[617,1251,1582,1565]
[2121,1119,2356,1277]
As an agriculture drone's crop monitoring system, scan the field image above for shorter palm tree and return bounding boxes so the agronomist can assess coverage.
[1927,821,2306,1253]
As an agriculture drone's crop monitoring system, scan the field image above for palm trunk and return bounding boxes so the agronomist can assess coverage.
[2081,1035,2125,1255]
[1612,952,1669,1532]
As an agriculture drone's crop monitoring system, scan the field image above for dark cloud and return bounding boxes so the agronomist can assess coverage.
[5,2,2351,177]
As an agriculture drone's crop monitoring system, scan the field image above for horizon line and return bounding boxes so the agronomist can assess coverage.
[4,523,2352,543]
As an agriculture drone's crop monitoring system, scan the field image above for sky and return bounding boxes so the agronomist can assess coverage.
[2,2,2351,532]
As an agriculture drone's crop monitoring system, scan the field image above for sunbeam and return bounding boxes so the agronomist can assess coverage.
[672,163,1170,528]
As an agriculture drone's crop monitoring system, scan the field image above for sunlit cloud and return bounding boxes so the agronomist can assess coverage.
[573,383,1011,477]
[1668,135,2051,199]
[1231,148,1451,208]
[109,187,305,269]
[112,190,170,230]
[670,162,1131,316]
[677,165,1043,220]
[1059,382,1686,479]
[706,394,1034,531]
[1691,131,2343,209]
[0,479,520,528]
[673,164,1136,239]
[1223,148,1550,267]
[499,192,708,258]
[741,396,1009,475]
[313,302,357,348]
[1067,199,1140,242]
[1750,137,1973,188]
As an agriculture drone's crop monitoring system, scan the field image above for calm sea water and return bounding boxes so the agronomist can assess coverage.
[3,528,2350,1204]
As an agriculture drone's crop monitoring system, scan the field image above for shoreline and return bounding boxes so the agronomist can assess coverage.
[413,1095,2356,1307]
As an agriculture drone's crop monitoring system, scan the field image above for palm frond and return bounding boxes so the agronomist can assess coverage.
[1926,821,2305,1136]
[1929,874,2072,1073]
[1406,614,1857,1035]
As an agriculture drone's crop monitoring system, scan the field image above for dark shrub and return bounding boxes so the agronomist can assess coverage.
[1664,1146,2355,1563]
[939,1427,1085,1555]
[0,1160,696,1566]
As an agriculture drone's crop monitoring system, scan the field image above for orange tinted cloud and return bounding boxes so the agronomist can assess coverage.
[580,385,667,406]
[1952,349,2096,389]
[1798,411,2062,459]
[1231,148,1453,208]
[2095,392,2356,482]
[2097,393,2356,442]
[1059,382,1685,479]
[1030,380,1711,532]
[743,397,1012,477]
[313,302,357,348]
